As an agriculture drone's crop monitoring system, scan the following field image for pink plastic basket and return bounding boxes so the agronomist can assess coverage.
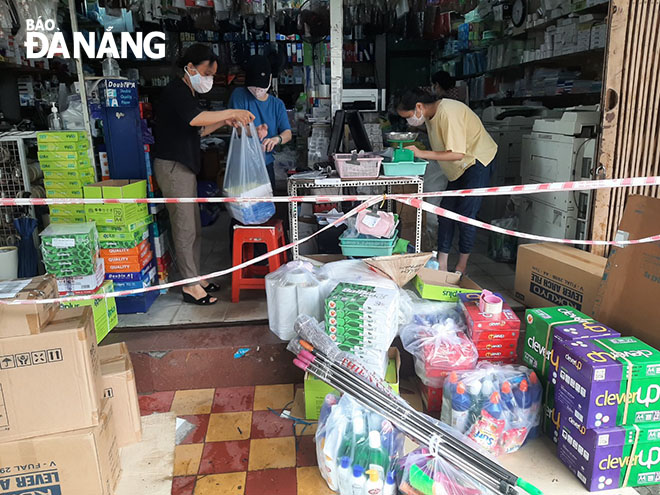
[333,154,383,179]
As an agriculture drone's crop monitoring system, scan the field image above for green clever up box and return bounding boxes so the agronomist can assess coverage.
[40,222,99,277]
[304,348,400,420]
[61,280,118,344]
[84,180,149,225]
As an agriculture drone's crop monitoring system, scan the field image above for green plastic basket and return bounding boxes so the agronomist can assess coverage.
[339,230,399,257]
[382,159,428,176]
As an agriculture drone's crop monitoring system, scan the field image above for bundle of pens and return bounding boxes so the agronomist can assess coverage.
[289,315,542,495]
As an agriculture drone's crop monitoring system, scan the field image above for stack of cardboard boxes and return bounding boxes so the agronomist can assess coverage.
[0,275,142,494]
[522,305,660,491]
[83,180,159,314]
[37,131,95,224]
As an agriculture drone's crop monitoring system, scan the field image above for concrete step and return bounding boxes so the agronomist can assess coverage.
[103,324,302,394]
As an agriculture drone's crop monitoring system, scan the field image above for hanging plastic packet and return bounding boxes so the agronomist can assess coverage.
[315,394,405,494]
[441,363,542,455]
[398,447,491,495]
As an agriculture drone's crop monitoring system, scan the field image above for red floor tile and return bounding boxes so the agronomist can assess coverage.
[139,391,175,416]
[245,468,297,495]
[171,476,196,495]
[250,410,295,439]
[178,415,210,445]
[295,435,318,468]
[212,386,255,413]
[198,440,250,475]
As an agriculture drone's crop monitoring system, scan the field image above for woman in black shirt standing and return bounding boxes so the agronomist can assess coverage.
[153,44,254,305]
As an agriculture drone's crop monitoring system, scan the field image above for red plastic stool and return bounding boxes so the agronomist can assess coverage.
[232,219,287,303]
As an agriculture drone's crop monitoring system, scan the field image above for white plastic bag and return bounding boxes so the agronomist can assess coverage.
[265,261,330,341]
[223,123,275,224]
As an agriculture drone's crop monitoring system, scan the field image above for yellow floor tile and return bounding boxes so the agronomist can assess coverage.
[206,412,252,442]
[253,384,294,411]
[194,472,246,495]
[248,437,296,471]
[170,388,215,415]
[295,422,318,437]
[174,444,204,476]
[296,467,335,495]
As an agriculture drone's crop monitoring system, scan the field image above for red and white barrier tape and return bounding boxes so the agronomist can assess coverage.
[0,196,381,306]
[394,195,660,246]
[2,175,660,305]
[3,175,660,206]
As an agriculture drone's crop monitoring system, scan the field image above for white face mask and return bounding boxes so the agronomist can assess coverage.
[406,106,425,127]
[185,67,214,94]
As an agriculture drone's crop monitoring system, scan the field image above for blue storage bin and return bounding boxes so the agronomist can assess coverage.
[116,289,159,314]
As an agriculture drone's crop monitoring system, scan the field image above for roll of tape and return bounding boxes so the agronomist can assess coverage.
[479,290,503,314]
[0,246,18,280]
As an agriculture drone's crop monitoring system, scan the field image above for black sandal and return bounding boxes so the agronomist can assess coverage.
[183,292,218,306]
[203,283,221,293]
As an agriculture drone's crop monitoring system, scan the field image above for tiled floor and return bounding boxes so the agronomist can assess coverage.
[140,384,334,495]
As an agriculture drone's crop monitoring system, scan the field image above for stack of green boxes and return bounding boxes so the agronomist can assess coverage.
[60,280,118,343]
[36,131,95,223]
[83,180,157,314]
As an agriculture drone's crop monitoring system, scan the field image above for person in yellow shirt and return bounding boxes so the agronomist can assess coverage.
[395,88,497,275]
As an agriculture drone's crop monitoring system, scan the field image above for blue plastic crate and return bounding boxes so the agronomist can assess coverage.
[116,289,159,314]
[382,159,428,176]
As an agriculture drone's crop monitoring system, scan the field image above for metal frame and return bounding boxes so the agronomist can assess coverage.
[0,132,38,245]
[287,176,424,260]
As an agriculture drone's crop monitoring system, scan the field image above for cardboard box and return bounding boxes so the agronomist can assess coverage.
[0,275,59,338]
[459,292,521,339]
[37,140,89,152]
[364,253,433,287]
[100,238,150,258]
[514,243,606,315]
[0,307,102,442]
[0,399,121,495]
[84,180,149,225]
[414,268,482,302]
[304,348,400,420]
[593,196,660,350]
[104,251,153,273]
[99,342,142,447]
[37,130,88,142]
[555,336,660,429]
[557,412,660,492]
[420,382,443,412]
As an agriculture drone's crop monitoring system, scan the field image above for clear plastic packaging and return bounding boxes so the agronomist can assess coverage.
[316,393,405,493]
[401,319,478,388]
[398,447,493,495]
[265,261,331,340]
[320,260,399,291]
[399,289,464,327]
[441,363,542,455]
[223,123,275,225]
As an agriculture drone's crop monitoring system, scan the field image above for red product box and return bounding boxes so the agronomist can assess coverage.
[419,383,443,413]
[469,327,521,342]
[478,356,518,365]
[477,348,517,360]
[473,337,519,352]
[458,292,521,333]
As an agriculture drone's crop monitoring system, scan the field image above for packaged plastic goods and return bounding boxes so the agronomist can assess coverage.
[40,222,99,277]
[315,394,404,493]
[325,282,400,377]
[400,318,478,389]
[265,261,332,340]
[441,363,542,455]
[398,447,492,495]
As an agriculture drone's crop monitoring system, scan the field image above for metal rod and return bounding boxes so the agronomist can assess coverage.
[302,359,507,494]
[305,348,517,485]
